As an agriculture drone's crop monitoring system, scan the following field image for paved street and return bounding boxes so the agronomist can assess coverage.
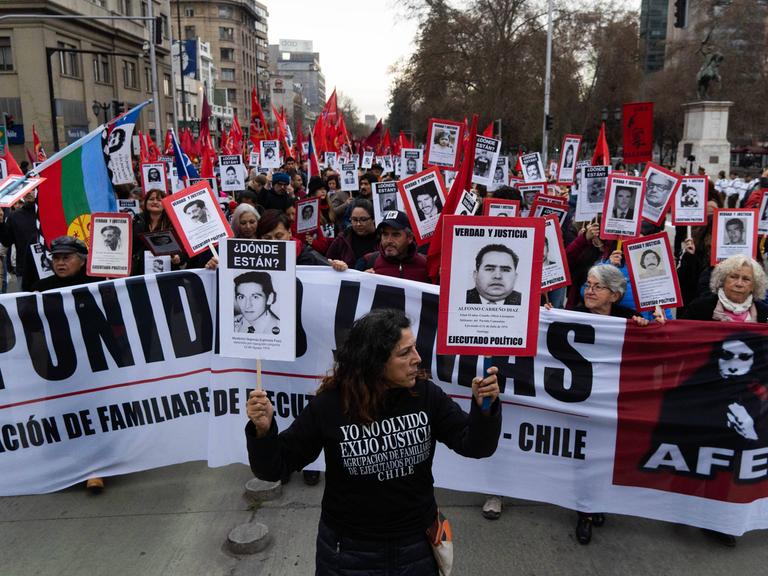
[1,461,766,575]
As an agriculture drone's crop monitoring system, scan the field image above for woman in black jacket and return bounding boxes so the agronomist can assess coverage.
[246,309,501,575]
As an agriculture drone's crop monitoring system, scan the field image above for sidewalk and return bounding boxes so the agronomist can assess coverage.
[1,461,766,575]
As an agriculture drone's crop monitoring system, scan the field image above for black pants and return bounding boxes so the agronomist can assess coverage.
[316,518,438,576]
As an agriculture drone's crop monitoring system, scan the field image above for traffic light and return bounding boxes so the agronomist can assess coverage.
[545,114,554,131]
[154,15,163,45]
[674,0,688,28]
[111,100,125,117]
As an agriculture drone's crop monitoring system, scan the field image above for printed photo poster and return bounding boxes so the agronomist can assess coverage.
[140,229,182,256]
[623,232,682,312]
[219,155,246,192]
[86,212,132,278]
[401,148,424,177]
[397,167,447,246]
[671,176,708,226]
[424,118,463,170]
[520,152,546,184]
[377,155,394,174]
[118,199,140,216]
[29,243,54,281]
[361,150,375,169]
[519,183,546,215]
[489,156,509,192]
[531,199,569,226]
[471,136,502,187]
[443,170,457,191]
[144,252,171,274]
[758,190,768,235]
[260,140,281,169]
[190,177,219,196]
[570,160,592,197]
[372,180,403,225]
[219,238,297,361]
[483,199,520,217]
[548,161,558,180]
[599,175,645,240]
[574,165,611,221]
[0,176,45,208]
[106,122,136,185]
[437,215,544,356]
[340,162,359,192]
[162,180,233,257]
[350,154,360,168]
[0,158,6,179]
[557,135,582,185]
[170,168,185,193]
[541,214,571,293]
[296,197,320,234]
[711,209,758,266]
[248,152,260,168]
[641,163,683,225]
[453,190,480,216]
[393,157,402,178]
[141,162,168,194]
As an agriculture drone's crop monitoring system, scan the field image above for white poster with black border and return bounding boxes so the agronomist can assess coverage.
[759,191,768,235]
[219,155,246,192]
[219,237,296,361]
[144,252,171,274]
[350,154,360,168]
[520,152,546,183]
[377,155,394,174]
[557,135,582,185]
[571,160,591,197]
[372,180,403,225]
[541,215,569,292]
[260,141,281,169]
[29,243,54,281]
[340,162,359,192]
[296,197,320,234]
[106,122,137,186]
[471,136,501,186]
[324,151,337,170]
[118,199,140,216]
[574,165,611,221]
[248,152,260,167]
[453,190,480,216]
[141,162,167,194]
[0,158,6,180]
[489,156,509,192]
[401,148,423,177]
[361,150,374,169]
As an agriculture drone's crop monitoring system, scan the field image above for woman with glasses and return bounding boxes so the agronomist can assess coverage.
[326,199,378,267]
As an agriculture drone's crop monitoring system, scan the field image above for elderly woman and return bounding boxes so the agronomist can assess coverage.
[681,254,768,323]
[230,203,260,240]
[246,309,501,574]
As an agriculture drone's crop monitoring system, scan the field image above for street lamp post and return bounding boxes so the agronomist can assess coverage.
[91,101,110,124]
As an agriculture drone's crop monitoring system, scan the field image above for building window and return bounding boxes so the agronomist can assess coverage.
[221,68,235,82]
[184,7,194,17]
[144,66,152,92]
[161,15,170,39]
[184,25,196,39]
[218,5,233,18]
[118,0,132,14]
[219,27,234,41]
[0,37,13,71]
[58,41,81,78]
[93,53,111,84]
[123,60,138,89]
[220,47,234,61]
[163,74,171,96]
[226,88,237,103]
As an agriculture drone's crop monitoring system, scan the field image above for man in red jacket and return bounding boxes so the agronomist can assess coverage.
[356,211,430,283]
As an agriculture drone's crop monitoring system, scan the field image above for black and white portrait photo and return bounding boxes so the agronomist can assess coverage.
[466,244,522,305]
[233,271,280,334]
[143,252,171,274]
[471,136,501,187]
[412,183,443,221]
[520,152,545,183]
[87,212,132,277]
[489,156,509,192]
[183,199,211,226]
[425,119,462,169]
[574,165,611,221]
[141,162,167,194]
[672,176,707,226]
[260,140,280,169]
[600,175,645,240]
[638,249,664,278]
[219,155,246,193]
[340,161,359,192]
[372,180,403,225]
[641,164,682,224]
[296,197,320,234]
[401,149,423,176]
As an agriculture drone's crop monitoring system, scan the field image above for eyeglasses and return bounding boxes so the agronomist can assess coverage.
[720,351,753,361]
[351,217,372,224]
[582,282,610,293]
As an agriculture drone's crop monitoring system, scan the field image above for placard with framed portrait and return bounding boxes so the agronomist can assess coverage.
[87,212,133,277]
[711,208,758,266]
[482,199,521,217]
[397,167,447,246]
[424,118,464,170]
[623,232,682,312]
[641,163,682,226]
[557,135,582,185]
[599,175,645,240]
[671,175,708,226]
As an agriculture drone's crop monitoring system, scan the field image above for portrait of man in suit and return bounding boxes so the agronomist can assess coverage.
[612,186,635,220]
[466,243,522,305]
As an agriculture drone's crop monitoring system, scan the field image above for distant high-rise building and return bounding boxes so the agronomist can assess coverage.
[269,40,326,122]
[640,0,669,73]
[364,115,377,130]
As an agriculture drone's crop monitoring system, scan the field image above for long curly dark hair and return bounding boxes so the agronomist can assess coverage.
[318,309,419,423]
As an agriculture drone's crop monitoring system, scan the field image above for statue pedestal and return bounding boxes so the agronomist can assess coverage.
[676,101,733,177]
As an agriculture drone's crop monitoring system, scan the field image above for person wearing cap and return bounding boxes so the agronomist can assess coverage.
[355,211,430,283]
[32,235,101,292]
[257,172,292,212]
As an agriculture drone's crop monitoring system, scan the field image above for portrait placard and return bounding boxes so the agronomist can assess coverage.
[623,232,682,312]
[548,161,558,180]
[520,152,546,184]
[118,199,140,216]
[219,155,246,192]
[144,252,171,274]
[758,190,768,235]
[672,176,708,226]
[0,176,45,208]
[141,162,168,194]
[570,160,591,197]
[489,156,509,192]
[519,183,546,214]
[372,180,403,225]
[599,175,645,240]
[0,158,6,180]
[248,152,260,167]
[641,163,682,225]
[531,199,569,225]
[393,157,402,178]
[361,150,375,169]
[471,136,502,186]
[397,167,447,246]
[140,229,182,256]
[260,140,281,169]
[424,118,463,170]
[350,154,360,168]
[162,180,233,257]
[443,170,457,191]
[401,148,424,177]
[87,212,132,278]
[574,165,611,221]
[295,197,320,234]
[482,199,520,217]
[29,243,54,281]
[557,136,581,185]
[218,238,297,361]
[541,214,571,293]
[453,190,480,216]
[437,215,544,356]
[340,161,359,192]
[189,177,218,196]
[711,209,758,266]
[377,155,394,174]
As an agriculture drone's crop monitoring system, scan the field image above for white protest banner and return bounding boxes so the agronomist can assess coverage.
[672,176,708,226]
[541,215,570,293]
[623,232,681,311]
[372,181,403,225]
[3,269,768,537]
[162,180,233,256]
[711,208,758,266]
[599,175,645,240]
[219,238,296,360]
[557,135,582,185]
[86,212,132,277]
[471,136,501,187]
[397,167,446,246]
[219,155,246,193]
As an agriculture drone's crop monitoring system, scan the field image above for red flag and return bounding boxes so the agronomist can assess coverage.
[295,118,304,163]
[32,125,47,162]
[379,128,392,155]
[249,87,270,146]
[426,114,479,282]
[199,92,212,147]
[25,146,35,165]
[147,134,161,162]
[163,129,174,155]
[592,122,611,166]
[482,122,494,137]
[231,114,244,156]
[138,131,149,164]
[199,132,216,179]
[271,104,292,158]
[363,119,383,151]
[321,88,338,124]
[313,119,328,154]
[307,129,321,180]
[338,114,352,152]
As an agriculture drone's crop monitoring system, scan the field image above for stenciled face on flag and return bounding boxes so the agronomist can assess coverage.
[614,322,768,503]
